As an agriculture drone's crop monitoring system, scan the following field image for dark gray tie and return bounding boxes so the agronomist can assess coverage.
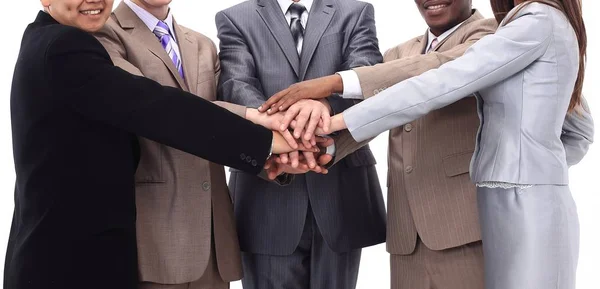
[288,2,306,55]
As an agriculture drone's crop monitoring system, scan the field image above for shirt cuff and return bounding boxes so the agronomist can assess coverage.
[326,142,336,156]
[337,70,364,100]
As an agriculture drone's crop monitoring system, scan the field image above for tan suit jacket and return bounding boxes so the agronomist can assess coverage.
[336,11,497,254]
[95,3,244,283]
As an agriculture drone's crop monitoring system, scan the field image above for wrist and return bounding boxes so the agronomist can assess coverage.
[318,99,333,116]
[329,74,344,94]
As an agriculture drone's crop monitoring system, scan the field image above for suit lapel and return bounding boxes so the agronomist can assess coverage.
[173,20,197,94]
[113,3,188,90]
[299,0,335,80]
[418,30,429,55]
[256,0,300,77]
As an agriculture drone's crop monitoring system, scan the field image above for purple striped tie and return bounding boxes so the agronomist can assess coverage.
[153,21,184,79]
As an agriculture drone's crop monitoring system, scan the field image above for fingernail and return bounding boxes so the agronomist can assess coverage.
[258,106,263,111]
[279,106,283,111]
[280,125,286,131]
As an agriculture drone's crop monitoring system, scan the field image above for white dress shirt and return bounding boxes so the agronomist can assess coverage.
[124,0,183,64]
[277,0,313,54]
[338,20,467,99]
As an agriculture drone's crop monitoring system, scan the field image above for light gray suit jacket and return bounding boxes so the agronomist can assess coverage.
[343,3,594,185]
[216,0,386,256]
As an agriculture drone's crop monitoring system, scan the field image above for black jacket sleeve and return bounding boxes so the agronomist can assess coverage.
[45,28,271,174]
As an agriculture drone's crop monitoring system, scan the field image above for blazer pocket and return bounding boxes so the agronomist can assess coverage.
[442,150,474,177]
[343,146,377,168]
[318,32,344,47]
[135,139,166,184]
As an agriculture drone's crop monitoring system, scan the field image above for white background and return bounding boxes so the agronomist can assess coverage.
[1,1,598,288]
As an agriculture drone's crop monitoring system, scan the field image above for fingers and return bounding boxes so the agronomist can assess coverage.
[279,153,289,164]
[293,106,311,139]
[303,151,317,169]
[321,109,331,134]
[281,105,301,132]
[304,108,324,141]
[260,89,289,114]
[289,151,300,168]
[275,95,301,112]
[318,154,333,166]
[315,136,334,147]
[280,130,297,150]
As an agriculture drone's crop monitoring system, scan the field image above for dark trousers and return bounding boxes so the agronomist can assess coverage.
[241,206,361,289]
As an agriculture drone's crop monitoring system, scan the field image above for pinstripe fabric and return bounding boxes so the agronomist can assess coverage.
[390,239,484,289]
[359,11,496,255]
[217,0,384,287]
[217,0,385,257]
[240,207,361,289]
[94,3,245,284]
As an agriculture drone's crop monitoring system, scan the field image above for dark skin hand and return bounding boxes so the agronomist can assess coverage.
[258,75,344,115]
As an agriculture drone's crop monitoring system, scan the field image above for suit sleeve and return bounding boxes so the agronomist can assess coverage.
[353,18,498,98]
[46,28,272,174]
[332,19,497,162]
[215,11,296,185]
[215,11,267,109]
[327,3,383,115]
[562,97,594,166]
[343,4,553,142]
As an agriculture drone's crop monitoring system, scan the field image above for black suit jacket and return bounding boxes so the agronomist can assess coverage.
[4,12,271,289]
[217,0,386,255]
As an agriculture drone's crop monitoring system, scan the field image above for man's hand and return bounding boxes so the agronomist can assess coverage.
[259,74,343,114]
[279,99,332,146]
[264,137,335,179]
[277,137,334,170]
[264,152,333,180]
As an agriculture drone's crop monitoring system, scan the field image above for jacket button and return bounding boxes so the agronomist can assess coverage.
[240,153,246,160]
[405,166,413,174]
[246,156,252,163]
[202,181,211,191]
[404,124,413,132]
[252,160,258,167]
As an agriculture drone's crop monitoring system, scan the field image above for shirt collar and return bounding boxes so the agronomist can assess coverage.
[426,19,466,51]
[277,0,313,14]
[124,0,177,41]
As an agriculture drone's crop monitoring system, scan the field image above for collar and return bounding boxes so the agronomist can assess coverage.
[426,18,468,51]
[124,0,177,41]
[277,0,314,14]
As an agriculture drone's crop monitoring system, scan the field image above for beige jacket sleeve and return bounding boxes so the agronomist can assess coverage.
[332,18,498,163]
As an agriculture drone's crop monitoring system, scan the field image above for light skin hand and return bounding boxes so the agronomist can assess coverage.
[279,99,332,145]
[264,152,333,180]
[271,131,318,154]
[308,113,347,135]
[258,74,343,114]
[246,108,298,149]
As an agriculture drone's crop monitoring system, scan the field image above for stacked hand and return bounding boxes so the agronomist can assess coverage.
[247,96,341,179]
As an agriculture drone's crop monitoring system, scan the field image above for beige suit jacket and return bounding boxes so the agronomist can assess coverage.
[95,3,244,283]
[336,11,497,254]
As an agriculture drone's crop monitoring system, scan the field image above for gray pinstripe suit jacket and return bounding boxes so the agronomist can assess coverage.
[216,0,386,255]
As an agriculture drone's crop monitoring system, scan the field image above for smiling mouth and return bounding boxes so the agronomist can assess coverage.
[80,9,102,15]
[424,2,450,11]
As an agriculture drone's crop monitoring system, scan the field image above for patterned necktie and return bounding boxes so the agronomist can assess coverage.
[288,2,306,55]
[427,37,438,53]
[153,21,184,79]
